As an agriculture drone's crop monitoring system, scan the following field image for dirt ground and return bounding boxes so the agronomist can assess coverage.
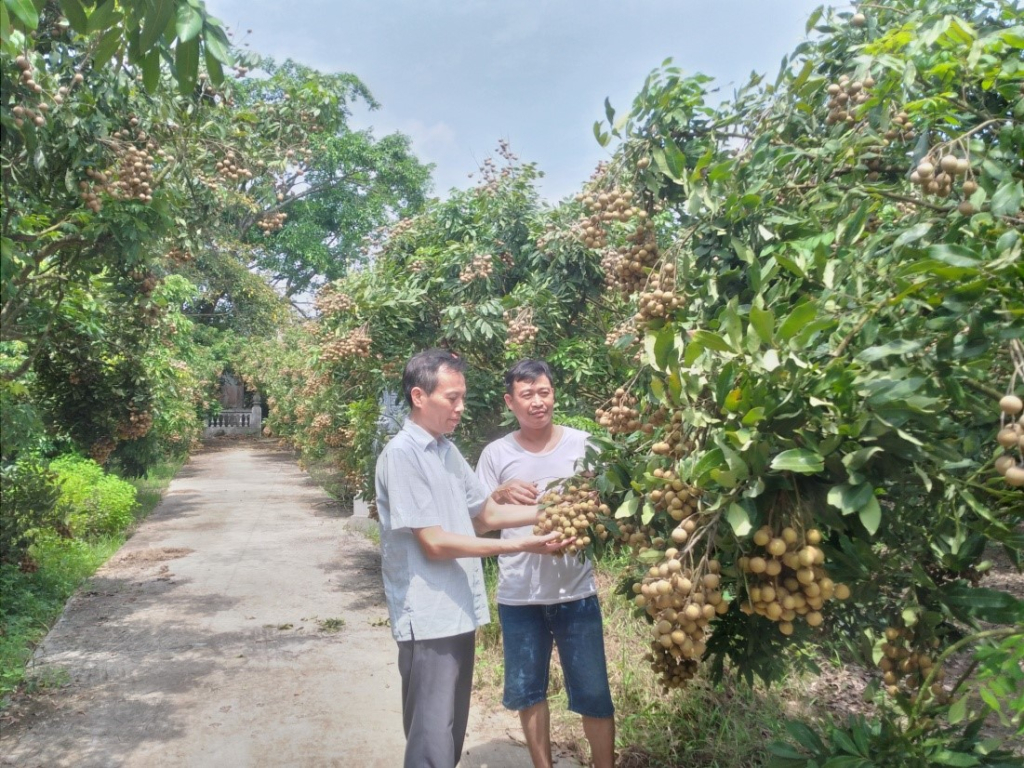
[0,441,577,767]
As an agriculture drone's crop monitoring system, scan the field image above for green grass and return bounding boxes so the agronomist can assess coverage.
[0,454,185,703]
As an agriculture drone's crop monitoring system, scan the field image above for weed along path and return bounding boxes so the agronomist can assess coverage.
[0,440,557,768]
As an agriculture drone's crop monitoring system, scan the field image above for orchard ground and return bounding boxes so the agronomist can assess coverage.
[0,440,581,768]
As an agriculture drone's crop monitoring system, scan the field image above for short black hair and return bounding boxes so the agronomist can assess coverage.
[402,349,466,407]
[504,359,554,394]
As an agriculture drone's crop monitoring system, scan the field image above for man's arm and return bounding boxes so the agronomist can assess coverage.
[472,495,540,535]
[414,525,571,560]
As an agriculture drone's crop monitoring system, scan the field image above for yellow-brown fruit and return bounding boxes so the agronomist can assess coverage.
[1000,395,1023,415]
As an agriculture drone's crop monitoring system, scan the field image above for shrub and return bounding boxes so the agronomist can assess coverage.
[0,459,61,566]
[49,455,139,538]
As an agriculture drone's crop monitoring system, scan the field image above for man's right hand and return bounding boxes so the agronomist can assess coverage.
[491,479,539,505]
[517,531,574,555]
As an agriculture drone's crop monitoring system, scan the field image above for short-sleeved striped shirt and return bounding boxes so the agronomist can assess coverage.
[375,418,490,642]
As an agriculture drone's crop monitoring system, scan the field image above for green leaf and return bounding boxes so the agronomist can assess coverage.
[929,750,980,767]
[822,759,873,768]
[615,494,639,520]
[778,302,817,341]
[785,720,825,753]
[990,180,1023,217]
[939,584,1024,624]
[742,406,765,426]
[727,502,752,536]
[175,36,200,94]
[86,0,118,33]
[204,45,224,85]
[58,0,88,33]
[6,0,38,29]
[202,24,234,64]
[641,500,655,525]
[176,2,203,42]
[593,121,610,147]
[141,48,161,92]
[892,222,932,249]
[856,339,925,362]
[691,330,733,353]
[858,496,881,535]
[771,449,824,474]
[140,0,176,54]
[827,483,874,515]
[93,26,122,68]
[947,695,968,725]
[750,306,774,344]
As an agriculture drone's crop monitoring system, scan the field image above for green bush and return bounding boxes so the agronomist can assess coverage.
[49,455,139,538]
[0,459,61,565]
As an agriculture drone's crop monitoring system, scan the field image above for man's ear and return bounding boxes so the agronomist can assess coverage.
[503,392,513,410]
[410,386,425,409]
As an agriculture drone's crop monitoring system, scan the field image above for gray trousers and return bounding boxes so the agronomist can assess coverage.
[397,630,476,768]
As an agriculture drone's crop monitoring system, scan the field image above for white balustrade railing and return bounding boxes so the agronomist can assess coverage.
[204,405,263,436]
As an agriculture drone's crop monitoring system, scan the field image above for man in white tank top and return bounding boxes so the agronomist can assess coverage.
[476,360,615,768]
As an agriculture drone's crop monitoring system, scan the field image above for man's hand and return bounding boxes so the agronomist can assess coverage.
[491,479,539,505]
[517,531,575,555]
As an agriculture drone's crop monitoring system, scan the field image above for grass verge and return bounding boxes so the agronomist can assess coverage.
[0,453,185,703]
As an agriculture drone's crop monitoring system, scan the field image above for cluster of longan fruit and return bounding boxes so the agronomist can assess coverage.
[308,413,333,438]
[533,481,611,556]
[257,211,288,234]
[314,286,355,316]
[134,271,160,296]
[648,467,701,526]
[165,247,193,265]
[635,553,729,690]
[115,410,153,440]
[89,436,117,465]
[614,225,662,296]
[320,327,372,362]
[458,253,495,283]
[98,135,158,204]
[878,625,945,702]
[596,387,641,434]
[634,263,683,329]
[825,73,875,127]
[324,426,355,449]
[651,409,695,459]
[604,319,636,349]
[995,394,1024,487]
[9,56,76,130]
[135,301,165,327]
[575,186,639,225]
[910,151,977,210]
[883,110,914,143]
[739,525,850,635]
[214,151,253,183]
[616,520,662,553]
[504,307,538,346]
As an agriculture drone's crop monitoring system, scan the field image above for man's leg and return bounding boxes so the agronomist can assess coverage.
[498,604,554,768]
[519,700,553,768]
[397,631,476,768]
[582,715,615,768]
[550,596,616,768]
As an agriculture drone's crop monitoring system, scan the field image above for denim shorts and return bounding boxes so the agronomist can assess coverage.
[498,596,614,718]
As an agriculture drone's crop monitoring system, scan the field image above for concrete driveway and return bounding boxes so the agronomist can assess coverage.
[0,441,569,767]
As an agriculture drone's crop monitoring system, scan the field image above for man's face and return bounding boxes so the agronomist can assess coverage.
[504,375,555,431]
[411,365,466,437]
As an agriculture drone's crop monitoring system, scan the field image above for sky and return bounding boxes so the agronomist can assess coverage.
[205,0,829,202]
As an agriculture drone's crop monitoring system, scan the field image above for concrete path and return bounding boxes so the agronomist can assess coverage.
[1,441,573,767]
